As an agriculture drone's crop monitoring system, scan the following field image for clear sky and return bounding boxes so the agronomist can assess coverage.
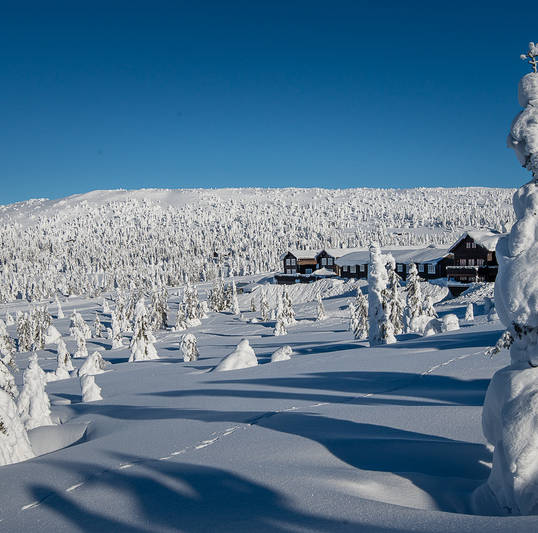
[1,1,535,204]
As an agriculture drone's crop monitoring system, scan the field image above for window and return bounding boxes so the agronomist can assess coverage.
[472,242,477,248]
[397,264,403,272]
[285,258,291,266]
[466,242,471,248]
[321,257,327,266]
[305,268,312,274]
[360,264,365,272]
[291,258,296,265]
[459,259,466,266]
[418,264,424,272]
[468,259,475,266]
[477,258,484,266]
[327,257,333,265]
[428,264,436,274]
[343,265,349,272]
[350,265,357,274]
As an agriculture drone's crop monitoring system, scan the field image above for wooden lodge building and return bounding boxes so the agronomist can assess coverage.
[275,231,504,295]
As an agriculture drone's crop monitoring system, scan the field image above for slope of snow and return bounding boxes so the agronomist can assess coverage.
[0,277,535,531]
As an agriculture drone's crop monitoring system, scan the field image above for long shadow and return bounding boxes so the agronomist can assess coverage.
[388,328,503,351]
[24,459,389,533]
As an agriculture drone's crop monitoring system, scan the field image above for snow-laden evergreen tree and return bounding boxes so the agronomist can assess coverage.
[80,374,102,402]
[475,45,538,516]
[368,244,396,346]
[93,312,104,338]
[351,290,369,340]
[0,319,16,371]
[54,294,65,319]
[404,263,423,332]
[30,306,51,351]
[173,304,188,331]
[70,310,91,340]
[16,312,32,353]
[282,289,296,326]
[260,289,270,321]
[17,353,54,430]
[5,312,14,326]
[316,292,326,321]
[180,333,199,362]
[183,284,201,327]
[102,297,110,314]
[273,293,288,336]
[465,303,474,322]
[0,360,18,400]
[51,338,73,380]
[231,281,240,315]
[488,305,499,322]
[129,299,159,362]
[422,296,437,318]
[73,326,89,358]
[250,297,256,312]
[150,288,169,330]
[208,276,227,312]
[387,261,404,335]
[0,389,34,466]
[110,310,123,349]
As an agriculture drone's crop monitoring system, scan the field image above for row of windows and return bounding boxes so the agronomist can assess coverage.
[465,242,477,248]
[458,258,485,266]
[285,258,297,266]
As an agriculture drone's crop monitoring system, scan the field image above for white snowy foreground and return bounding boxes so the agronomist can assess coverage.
[1,283,537,532]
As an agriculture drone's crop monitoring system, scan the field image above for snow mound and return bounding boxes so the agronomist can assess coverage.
[28,423,88,457]
[448,282,495,306]
[271,345,293,362]
[248,279,364,309]
[214,339,258,372]
[420,281,449,304]
[423,315,459,337]
[77,351,110,377]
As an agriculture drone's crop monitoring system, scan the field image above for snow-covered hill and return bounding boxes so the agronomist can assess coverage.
[0,187,514,304]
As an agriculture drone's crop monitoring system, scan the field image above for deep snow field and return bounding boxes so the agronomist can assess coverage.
[1,277,536,533]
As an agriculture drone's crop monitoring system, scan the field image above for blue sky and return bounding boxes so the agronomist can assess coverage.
[0,1,535,203]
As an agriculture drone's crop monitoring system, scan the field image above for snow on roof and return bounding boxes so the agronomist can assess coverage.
[320,248,365,259]
[312,267,338,276]
[335,246,451,267]
[279,249,319,260]
[448,231,504,253]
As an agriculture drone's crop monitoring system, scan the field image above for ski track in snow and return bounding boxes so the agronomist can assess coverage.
[19,347,483,513]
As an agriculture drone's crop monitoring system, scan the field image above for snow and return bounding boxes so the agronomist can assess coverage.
[213,339,259,372]
[270,345,293,362]
[449,231,504,253]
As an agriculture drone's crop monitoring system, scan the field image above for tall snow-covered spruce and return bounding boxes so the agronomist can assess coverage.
[474,43,538,516]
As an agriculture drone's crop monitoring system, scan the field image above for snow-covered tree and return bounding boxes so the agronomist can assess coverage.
[16,312,32,353]
[173,304,188,331]
[260,289,270,322]
[368,244,396,346]
[404,264,423,332]
[55,295,65,319]
[78,350,109,377]
[422,296,437,318]
[273,293,288,336]
[282,289,296,327]
[250,297,256,312]
[387,261,404,335]
[476,47,538,516]
[0,360,18,400]
[80,374,102,402]
[180,333,199,362]
[465,303,474,322]
[110,311,123,349]
[150,288,169,330]
[73,327,89,359]
[183,284,201,327]
[316,292,326,321]
[129,299,159,362]
[5,312,14,326]
[70,310,91,340]
[231,281,240,315]
[0,319,16,371]
[51,338,73,380]
[93,312,104,338]
[351,289,369,340]
[0,389,34,466]
[17,353,54,430]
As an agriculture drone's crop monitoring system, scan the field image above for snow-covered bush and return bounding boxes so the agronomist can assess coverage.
[273,293,288,336]
[316,293,326,321]
[180,333,199,362]
[271,345,293,362]
[350,289,369,340]
[0,360,18,399]
[77,350,110,377]
[17,354,54,430]
[73,327,89,359]
[214,339,258,372]
[44,324,62,345]
[0,320,16,371]
[80,374,102,402]
[465,303,475,322]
